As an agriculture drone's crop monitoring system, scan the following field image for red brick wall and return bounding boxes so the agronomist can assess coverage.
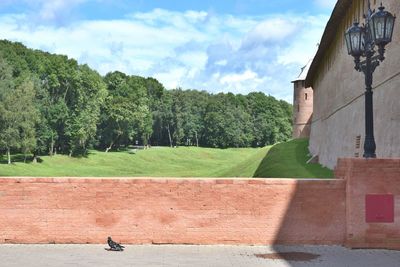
[0,178,346,245]
[337,158,400,249]
[292,83,313,139]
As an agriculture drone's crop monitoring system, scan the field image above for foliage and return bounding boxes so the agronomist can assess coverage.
[98,72,151,151]
[0,40,293,161]
[0,58,38,163]
[150,90,292,148]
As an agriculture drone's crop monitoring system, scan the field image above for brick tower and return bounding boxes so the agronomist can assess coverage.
[291,60,313,139]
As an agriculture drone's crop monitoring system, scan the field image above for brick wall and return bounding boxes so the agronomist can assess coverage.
[337,158,400,249]
[0,178,345,245]
[292,82,313,139]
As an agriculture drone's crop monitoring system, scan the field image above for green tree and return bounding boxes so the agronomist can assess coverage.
[98,72,151,151]
[65,65,107,155]
[0,59,38,163]
[246,92,292,146]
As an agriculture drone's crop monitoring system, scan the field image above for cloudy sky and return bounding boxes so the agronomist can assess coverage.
[0,0,337,102]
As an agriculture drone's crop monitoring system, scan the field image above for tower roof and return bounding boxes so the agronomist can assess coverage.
[292,58,312,83]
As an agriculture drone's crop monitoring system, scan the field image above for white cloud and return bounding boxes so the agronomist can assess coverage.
[6,0,89,25]
[242,18,299,49]
[314,0,337,10]
[39,0,86,21]
[0,8,329,102]
[220,70,258,85]
[154,67,188,89]
[276,15,326,66]
[216,70,265,95]
[215,60,228,66]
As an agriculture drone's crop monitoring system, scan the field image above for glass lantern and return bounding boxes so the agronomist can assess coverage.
[345,22,365,57]
[370,5,396,46]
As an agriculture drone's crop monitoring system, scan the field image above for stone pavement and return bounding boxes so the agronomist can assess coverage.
[0,244,399,267]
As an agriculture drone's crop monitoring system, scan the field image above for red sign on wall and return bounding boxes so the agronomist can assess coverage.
[365,194,394,223]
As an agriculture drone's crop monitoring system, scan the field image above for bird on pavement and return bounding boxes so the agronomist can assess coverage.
[107,237,125,251]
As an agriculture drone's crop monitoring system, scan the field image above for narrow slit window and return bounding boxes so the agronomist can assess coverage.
[305,93,308,100]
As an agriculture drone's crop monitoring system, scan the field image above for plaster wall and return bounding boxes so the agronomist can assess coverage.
[309,0,400,169]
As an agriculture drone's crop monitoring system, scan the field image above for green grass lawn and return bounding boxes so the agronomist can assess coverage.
[253,138,333,178]
[0,146,270,177]
[0,139,333,178]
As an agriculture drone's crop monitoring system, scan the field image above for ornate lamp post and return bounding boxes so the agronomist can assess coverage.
[345,1,395,158]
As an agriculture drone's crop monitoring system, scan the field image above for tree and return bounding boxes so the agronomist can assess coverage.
[203,93,253,148]
[0,58,38,163]
[65,65,107,155]
[0,58,15,163]
[17,80,39,162]
[246,92,292,146]
[98,72,151,151]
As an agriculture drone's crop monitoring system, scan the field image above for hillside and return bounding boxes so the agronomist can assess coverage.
[0,139,333,178]
[0,147,270,177]
[253,139,333,178]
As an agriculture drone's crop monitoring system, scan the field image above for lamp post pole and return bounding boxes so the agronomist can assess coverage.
[345,0,396,158]
[363,50,376,158]
[362,4,377,158]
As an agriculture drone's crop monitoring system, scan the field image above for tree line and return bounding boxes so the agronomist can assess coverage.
[0,40,292,163]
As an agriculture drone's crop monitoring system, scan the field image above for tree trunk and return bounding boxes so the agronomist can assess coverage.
[195,131,199,147]
[167,124,173,148]
[106,133,121,152]
[63,80,70,101]
[50,136,54,156]
[105,141,114,153]
[7,148,11,164]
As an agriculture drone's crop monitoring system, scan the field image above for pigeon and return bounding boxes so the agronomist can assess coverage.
[107,237,125,251]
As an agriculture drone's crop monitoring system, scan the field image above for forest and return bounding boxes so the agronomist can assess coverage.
[0,40,292,163]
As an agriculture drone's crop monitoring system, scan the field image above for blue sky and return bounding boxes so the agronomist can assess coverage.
[0,0,337,101]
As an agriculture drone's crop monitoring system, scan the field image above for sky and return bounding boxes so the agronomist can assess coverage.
[0,0,337,102]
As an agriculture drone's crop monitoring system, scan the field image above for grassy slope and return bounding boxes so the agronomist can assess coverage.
[253,139,333,178]
[0,139,333,178]
[0,147,270,177]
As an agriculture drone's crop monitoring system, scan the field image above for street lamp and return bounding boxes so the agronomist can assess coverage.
[344,1,395,158]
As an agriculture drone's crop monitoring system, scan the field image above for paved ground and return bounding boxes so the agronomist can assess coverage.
[0,244,399,267]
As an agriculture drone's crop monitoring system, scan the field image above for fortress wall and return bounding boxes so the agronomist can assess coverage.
[309,0,400,169]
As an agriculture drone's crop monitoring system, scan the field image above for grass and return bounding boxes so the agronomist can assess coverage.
[0,146,270,177]
[253,138,333,178]
[0,139,333,178]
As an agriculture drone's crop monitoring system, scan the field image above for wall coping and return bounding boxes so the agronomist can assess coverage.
[0,177,343,184]
[338,157,400,162]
